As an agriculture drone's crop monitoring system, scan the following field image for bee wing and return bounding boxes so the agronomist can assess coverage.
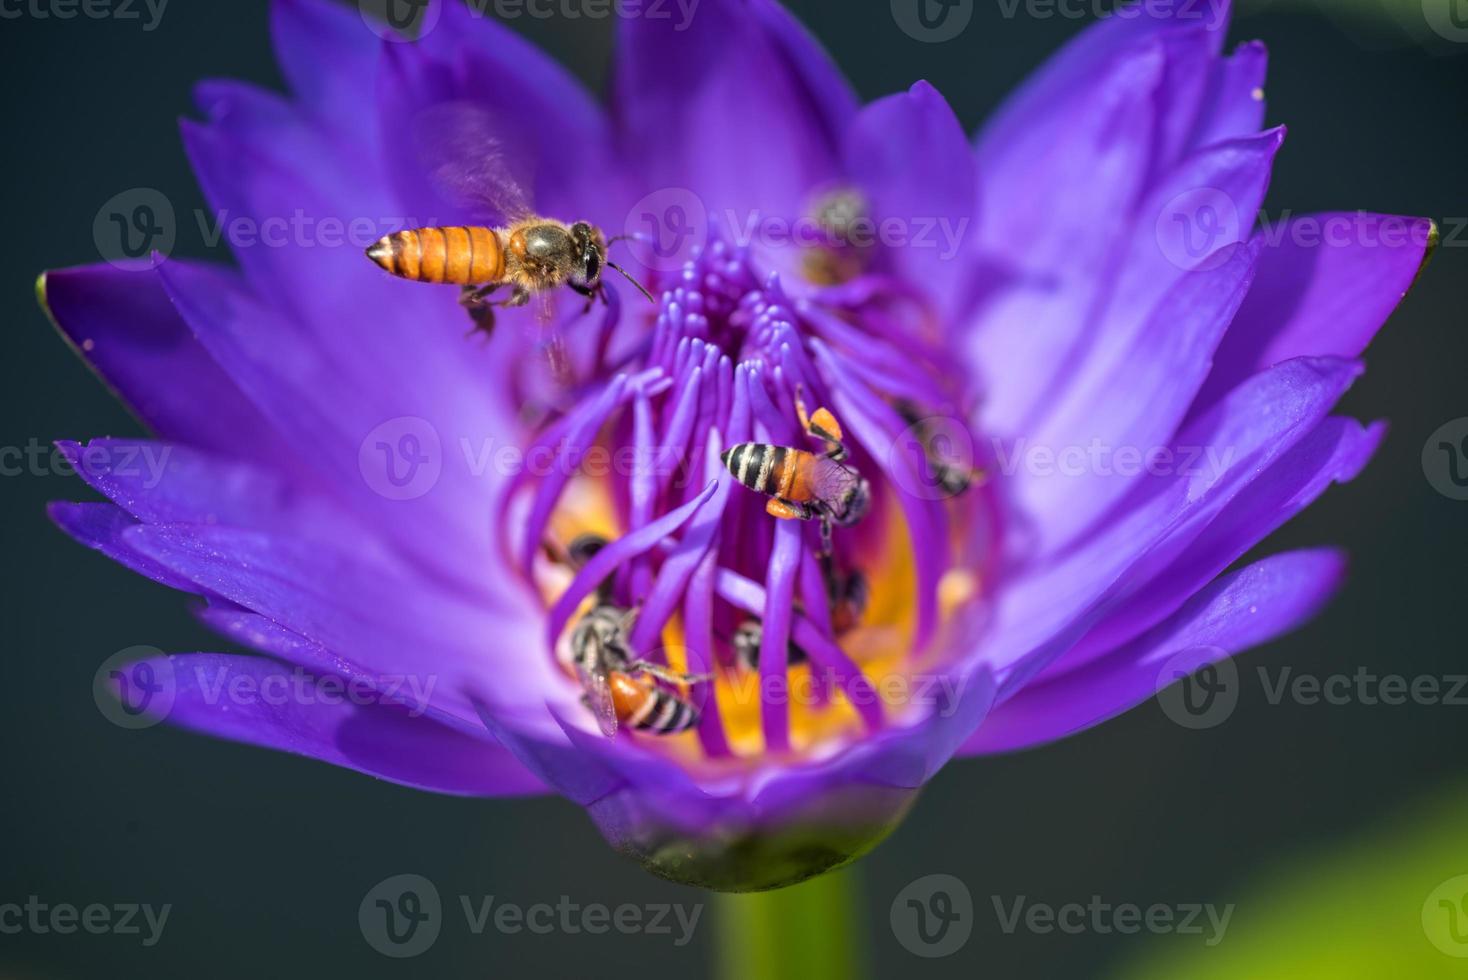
[408,101,537,227]
[576,659,620,737]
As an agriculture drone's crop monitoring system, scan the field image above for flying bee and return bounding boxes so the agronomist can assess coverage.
[895,401,987,497]
[363,101,654,349]
[721,390,871,553]
[366,218,652,338]
[562,605,704,738]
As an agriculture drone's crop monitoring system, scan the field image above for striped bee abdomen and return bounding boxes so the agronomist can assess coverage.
[720,443,805,500]
[609,673,699,735]
[365,226,504,285]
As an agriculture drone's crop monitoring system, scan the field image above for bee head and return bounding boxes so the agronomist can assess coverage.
[833,477,871,527]
[569,221,602,288]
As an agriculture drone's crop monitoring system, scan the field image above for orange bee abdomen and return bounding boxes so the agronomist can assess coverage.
[721,444,816,503]
[366,226,504,285]
[608,673,698,734]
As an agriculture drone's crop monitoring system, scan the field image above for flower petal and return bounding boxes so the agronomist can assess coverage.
[47,502,203,594]
[120,521,545,726]
[612,0,854,226]
[843,81,976,319]
[964,549,1345,754]
[37,265,293,465]
[1045,415,1383,677]
[1012,239,1260,551]
[981,356,1361,693]
[120,652,545,796]
[1194,213,1435,412]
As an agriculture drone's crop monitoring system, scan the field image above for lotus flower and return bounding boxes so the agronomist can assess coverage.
[42,0,1433,890]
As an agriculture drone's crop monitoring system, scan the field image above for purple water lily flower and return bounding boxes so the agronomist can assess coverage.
[43,0,1433,890]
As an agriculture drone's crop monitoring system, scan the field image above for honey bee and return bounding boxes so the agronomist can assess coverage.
[563,605,703,738]
[547,532,704,737]
[895,401,986,497]
[363,102,653,343]
[801,187,871,286]
[366,218,652,337]
[732,560,866,670]
[721,390,871,552]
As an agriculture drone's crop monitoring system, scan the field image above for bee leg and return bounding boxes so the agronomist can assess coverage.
[766,498,812,521]
[568,280,599,317]
[795,384,848,461]
[819,513,834,555]
[628,660,713,686]
[460,284,503,339]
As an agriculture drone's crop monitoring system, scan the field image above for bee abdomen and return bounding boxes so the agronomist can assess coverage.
[720,443,797,497]
[366,226,504,284]
[629,689,699,735]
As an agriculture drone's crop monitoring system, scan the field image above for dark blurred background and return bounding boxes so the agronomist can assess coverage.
[2,1,1465,977]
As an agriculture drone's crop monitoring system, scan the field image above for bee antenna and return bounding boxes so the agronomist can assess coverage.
[606,260,657,305]
[605,233,650,247]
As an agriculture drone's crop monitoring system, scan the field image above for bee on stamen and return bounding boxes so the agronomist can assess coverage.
[732,560,867,671]
[720,389,871,553]
[548,533,705,738]
[895,400,987,497]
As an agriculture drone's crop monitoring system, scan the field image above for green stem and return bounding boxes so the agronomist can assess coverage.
[713,867,867,980]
